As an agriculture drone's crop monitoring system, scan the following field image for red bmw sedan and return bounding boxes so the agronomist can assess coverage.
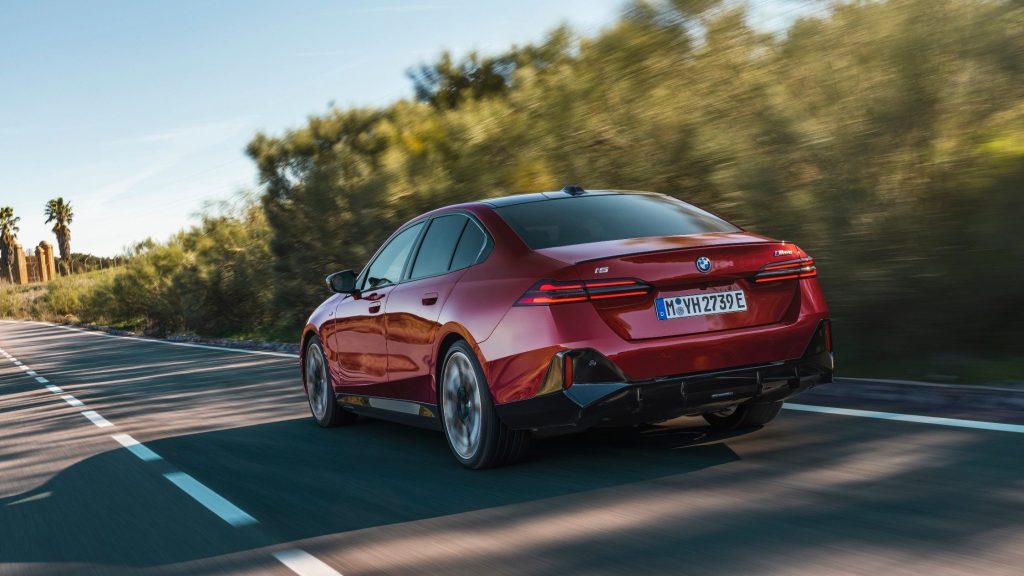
[301,187,833,468]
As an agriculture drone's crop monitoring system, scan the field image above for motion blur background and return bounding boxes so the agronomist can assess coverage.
[2,0,1022,382]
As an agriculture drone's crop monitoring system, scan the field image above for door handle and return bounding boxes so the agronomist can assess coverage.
[422,292,439,306]
[368,303,382,314]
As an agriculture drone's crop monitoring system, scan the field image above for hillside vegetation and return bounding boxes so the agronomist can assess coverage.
[3,0,1022,380]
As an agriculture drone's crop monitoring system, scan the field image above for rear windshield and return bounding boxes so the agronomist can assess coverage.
[494,194,739,249]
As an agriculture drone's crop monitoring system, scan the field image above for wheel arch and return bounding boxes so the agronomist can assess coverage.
[433,324,487,404]
[299,324,320,391]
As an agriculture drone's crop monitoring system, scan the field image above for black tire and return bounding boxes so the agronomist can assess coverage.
[304,336,357,427]
[703,400,783,430]
[440,341,530,469]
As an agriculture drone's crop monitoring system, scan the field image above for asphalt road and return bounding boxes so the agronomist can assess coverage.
[1,321,1021,575]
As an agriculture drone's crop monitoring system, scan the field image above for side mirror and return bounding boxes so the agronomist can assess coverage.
[326,269,358,294]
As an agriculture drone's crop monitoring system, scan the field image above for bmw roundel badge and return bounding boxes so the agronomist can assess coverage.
[696,256,712,273]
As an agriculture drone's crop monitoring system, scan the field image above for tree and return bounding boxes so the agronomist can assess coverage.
[0,206,20,283]
[44,197,74,275]
[406,26,574,110]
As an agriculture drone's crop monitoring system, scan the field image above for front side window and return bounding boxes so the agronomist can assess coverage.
[361,222,424,290]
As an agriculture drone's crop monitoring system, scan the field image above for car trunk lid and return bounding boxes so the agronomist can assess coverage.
[536,233,805,341]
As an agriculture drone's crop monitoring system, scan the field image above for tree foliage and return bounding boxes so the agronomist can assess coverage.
[0,207,20,284]
[44,197,74,275]
[78,199,275,337]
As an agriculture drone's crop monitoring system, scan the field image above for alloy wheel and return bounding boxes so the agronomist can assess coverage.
[305,344,329,421]
[441,350,483,460]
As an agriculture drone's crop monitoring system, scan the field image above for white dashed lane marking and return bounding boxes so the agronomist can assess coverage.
[163,472,258,527]
[60,395,84,407]
[111,433,163,462]
[273,549,344,576]
[0,335,342,575]
[80,410,113,428]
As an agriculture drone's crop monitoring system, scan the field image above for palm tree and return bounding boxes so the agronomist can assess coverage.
[0,206,20,283]
[44,197,74,275]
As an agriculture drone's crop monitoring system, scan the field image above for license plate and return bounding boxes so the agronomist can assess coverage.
[655,290,748,320]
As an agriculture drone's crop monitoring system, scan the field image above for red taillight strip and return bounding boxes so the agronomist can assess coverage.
[752,268,817,283]
[752,257,817,283]
[520,295,588,304]
[538,282,584,291]
[763,257,814,270]
[584,280,637,288]
[515,278,651,306]
[589,290,650,300]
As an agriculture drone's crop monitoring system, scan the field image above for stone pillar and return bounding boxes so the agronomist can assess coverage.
[46,244,57,279]
[34,245,47,282]
[11,244,28,285]
[37,241,56,282]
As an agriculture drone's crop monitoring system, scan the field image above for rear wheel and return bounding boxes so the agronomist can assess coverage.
[703,401,783,430]
[305,336,356,427]
[440,341,529,469]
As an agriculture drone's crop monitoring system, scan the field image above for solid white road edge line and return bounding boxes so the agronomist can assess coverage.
[0,319,297,358]
[273,549,344,576]
[163,471,258,527]
[785,403,1024,434]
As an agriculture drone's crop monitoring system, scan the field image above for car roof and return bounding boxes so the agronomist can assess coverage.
[477,188,655,208]
[404,188,667,226]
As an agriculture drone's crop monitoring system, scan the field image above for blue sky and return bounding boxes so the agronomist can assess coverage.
[0,0,813,256]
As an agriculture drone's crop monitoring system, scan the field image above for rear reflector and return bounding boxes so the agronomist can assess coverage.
[516,278,652,306]
[751,257,817,283]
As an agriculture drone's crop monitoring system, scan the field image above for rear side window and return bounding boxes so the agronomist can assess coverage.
[450,220,487,270]
[410,215,468,279]
[494,194,739,249]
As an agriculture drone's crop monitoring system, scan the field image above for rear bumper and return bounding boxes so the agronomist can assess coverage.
[495,324,833,433]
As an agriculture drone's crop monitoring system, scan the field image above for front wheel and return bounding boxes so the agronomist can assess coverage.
[304,336,356,427]
[440,341,529,469]
[703,400,783,430]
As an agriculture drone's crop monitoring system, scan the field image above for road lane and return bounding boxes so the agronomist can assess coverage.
[1,321,1022,575]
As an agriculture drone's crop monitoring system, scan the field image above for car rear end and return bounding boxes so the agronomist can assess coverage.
[473,191,833,433]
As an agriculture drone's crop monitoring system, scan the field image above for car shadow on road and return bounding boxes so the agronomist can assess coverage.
[0,415,741,567]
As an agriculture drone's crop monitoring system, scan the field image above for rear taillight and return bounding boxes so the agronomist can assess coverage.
[516,278,651,306]
[751,257,817,283]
